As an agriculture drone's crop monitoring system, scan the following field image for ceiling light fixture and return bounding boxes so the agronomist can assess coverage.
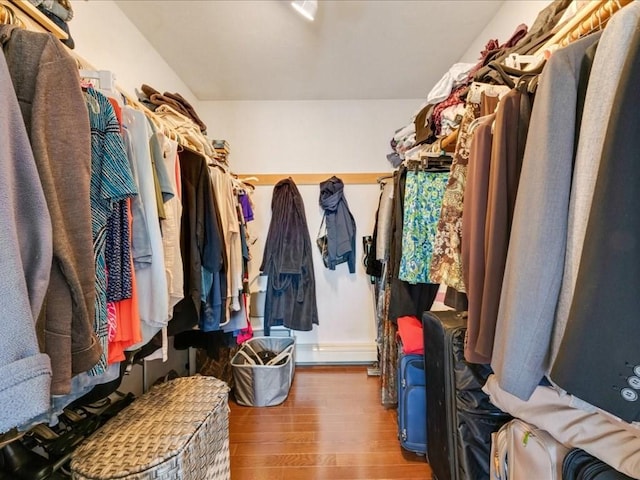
[291,0,317,21]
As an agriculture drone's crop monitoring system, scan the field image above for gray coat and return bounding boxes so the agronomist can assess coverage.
[491,32,600,400]
[550,21,640,423]
[551,1,640,367]
[0,50,53,433]
[1,25,101,394]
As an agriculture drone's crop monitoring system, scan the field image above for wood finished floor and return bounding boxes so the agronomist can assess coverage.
[229,365,432,480]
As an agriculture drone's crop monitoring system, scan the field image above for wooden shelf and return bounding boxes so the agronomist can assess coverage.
[1,0,68,40]
[238,172,392,186]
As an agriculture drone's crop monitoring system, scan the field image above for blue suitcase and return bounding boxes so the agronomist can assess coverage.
[397,349,427,456]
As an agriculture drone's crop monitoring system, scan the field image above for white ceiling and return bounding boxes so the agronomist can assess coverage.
[115,0,505,101]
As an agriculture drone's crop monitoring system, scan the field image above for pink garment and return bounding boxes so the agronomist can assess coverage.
[432,85,467,136]
[236,292,254,344]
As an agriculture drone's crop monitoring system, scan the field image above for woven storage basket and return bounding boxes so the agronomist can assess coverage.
[70,376,230,480]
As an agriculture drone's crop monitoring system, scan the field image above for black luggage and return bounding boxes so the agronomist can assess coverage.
[397,345,427,455]
[422,310,510,480]
[563,449,635,480]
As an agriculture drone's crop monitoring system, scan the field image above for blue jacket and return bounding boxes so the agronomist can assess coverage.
[319,176,356,273]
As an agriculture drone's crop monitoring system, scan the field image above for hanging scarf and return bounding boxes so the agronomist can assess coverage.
[319,176,356,273]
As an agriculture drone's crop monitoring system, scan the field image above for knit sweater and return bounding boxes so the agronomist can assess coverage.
[1,25,102,394]
[0,50,53,433]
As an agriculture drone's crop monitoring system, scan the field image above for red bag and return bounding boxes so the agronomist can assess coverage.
[397,316,424,355]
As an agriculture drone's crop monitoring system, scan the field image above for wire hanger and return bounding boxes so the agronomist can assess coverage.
[83,91,101,115]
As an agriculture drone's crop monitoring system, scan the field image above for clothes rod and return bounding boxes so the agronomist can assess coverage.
[239,173,392,186]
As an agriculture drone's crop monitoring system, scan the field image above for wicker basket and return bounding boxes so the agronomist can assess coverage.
[70,376,230,480]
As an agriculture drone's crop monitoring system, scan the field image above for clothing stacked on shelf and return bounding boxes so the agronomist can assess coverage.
[212,139,231,163]
[138,83,207,134]
[371,0,640,475]
[29,0,75,49]
[0,23,257,434]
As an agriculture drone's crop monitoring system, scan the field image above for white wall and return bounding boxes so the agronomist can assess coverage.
[459,0,552,63]
[70,0,199,105]
[200,99,420,363]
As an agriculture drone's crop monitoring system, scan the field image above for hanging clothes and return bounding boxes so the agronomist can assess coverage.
[0,49,53,434]
[121,107,169,346]
[491,32,601,401]
[375,179,394,262]
[261,178,318,335]
[551,1,640,368]
[398,170,449,284]
[380,279,398,407]
[169,148,225,337]
[429,89,503,294]
[550,22,640,422]
[1,24,101,394]
[156,132,184,318]
[461,113,496,365]
[319,176,357,273]
[209,165,243,314]
[429,102,478,293]
[86,88,137,376]
[105,94,134,308]
[464,87,533,365]
[109,199,142,364]
[387,167,440,321]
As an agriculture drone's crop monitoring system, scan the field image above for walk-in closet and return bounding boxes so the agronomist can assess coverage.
[1,0,639,478]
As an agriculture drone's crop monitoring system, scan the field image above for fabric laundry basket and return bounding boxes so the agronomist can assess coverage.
[231,336,295,407]
[70,376,230,480]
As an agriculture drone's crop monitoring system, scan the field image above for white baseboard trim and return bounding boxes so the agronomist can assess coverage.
[294,342,377,364]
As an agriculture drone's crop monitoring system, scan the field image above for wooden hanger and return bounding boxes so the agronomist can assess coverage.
[534,0,604,56]
[559,0,631,46]
[440,128,459,153]
[0,3,24,27]
[238,176,259,183]
[0,0,68,38]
